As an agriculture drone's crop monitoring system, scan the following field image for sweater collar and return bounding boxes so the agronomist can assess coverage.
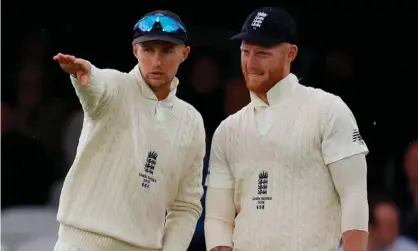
[250,73,299,108]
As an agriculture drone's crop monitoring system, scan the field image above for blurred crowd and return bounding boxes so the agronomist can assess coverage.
[1,29,417,251]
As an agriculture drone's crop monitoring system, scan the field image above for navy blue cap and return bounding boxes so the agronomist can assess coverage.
[231,7,297,47]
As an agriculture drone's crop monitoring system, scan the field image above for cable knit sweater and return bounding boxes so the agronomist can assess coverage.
[205,74,368,251]
[57,64,205,251]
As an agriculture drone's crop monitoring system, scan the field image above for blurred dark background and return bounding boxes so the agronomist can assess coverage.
[1,1,417,251]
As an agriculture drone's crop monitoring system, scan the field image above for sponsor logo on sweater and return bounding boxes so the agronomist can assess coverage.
[252,170,272,210]
[139,151,158,189]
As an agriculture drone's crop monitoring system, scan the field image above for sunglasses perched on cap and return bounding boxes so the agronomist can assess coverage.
[133,14,187,33]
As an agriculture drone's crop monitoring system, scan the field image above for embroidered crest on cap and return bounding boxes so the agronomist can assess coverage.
[251,12,268,29]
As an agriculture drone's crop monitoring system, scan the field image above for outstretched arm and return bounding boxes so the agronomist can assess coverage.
[54,53,121,118]
[71,64,120,117]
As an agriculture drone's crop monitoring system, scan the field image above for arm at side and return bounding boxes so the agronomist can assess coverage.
[329,154,369,251]
[320,97,369,251]
[161,114,206,251]
[205,188,235,250]
[70,63,121,118]
[204,121,236,250]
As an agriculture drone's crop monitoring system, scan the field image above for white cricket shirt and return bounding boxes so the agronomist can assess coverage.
[57,64,206,251]
[205,73,369,251]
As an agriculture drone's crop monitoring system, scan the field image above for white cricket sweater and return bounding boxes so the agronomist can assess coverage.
[57,64,206,251]
[205,73,369,251]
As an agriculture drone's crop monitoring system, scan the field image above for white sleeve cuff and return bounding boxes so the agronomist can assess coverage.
[70,64,120,118]
[205,187,235,250]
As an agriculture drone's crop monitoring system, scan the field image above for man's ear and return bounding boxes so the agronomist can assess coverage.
[133,44,139,58]
[181,46,191,63]
[288,44,298,62]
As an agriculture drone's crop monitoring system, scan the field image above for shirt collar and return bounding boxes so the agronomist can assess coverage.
[129,65,179,104]
[250,73,299,108]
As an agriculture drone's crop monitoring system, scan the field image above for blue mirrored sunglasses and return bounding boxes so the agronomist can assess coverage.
[134,14,186,33]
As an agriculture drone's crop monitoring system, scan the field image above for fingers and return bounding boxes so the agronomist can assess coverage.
[53,53,76,64]
[53,53,90,84]
[73,58,89,70]
[79,73,89,87]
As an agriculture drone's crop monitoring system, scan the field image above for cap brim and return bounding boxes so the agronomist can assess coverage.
[231,32,285,47]
[133,35,184,45]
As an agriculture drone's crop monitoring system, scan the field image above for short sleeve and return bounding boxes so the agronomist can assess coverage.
[205,121,235,189]
[321,97,369,165]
